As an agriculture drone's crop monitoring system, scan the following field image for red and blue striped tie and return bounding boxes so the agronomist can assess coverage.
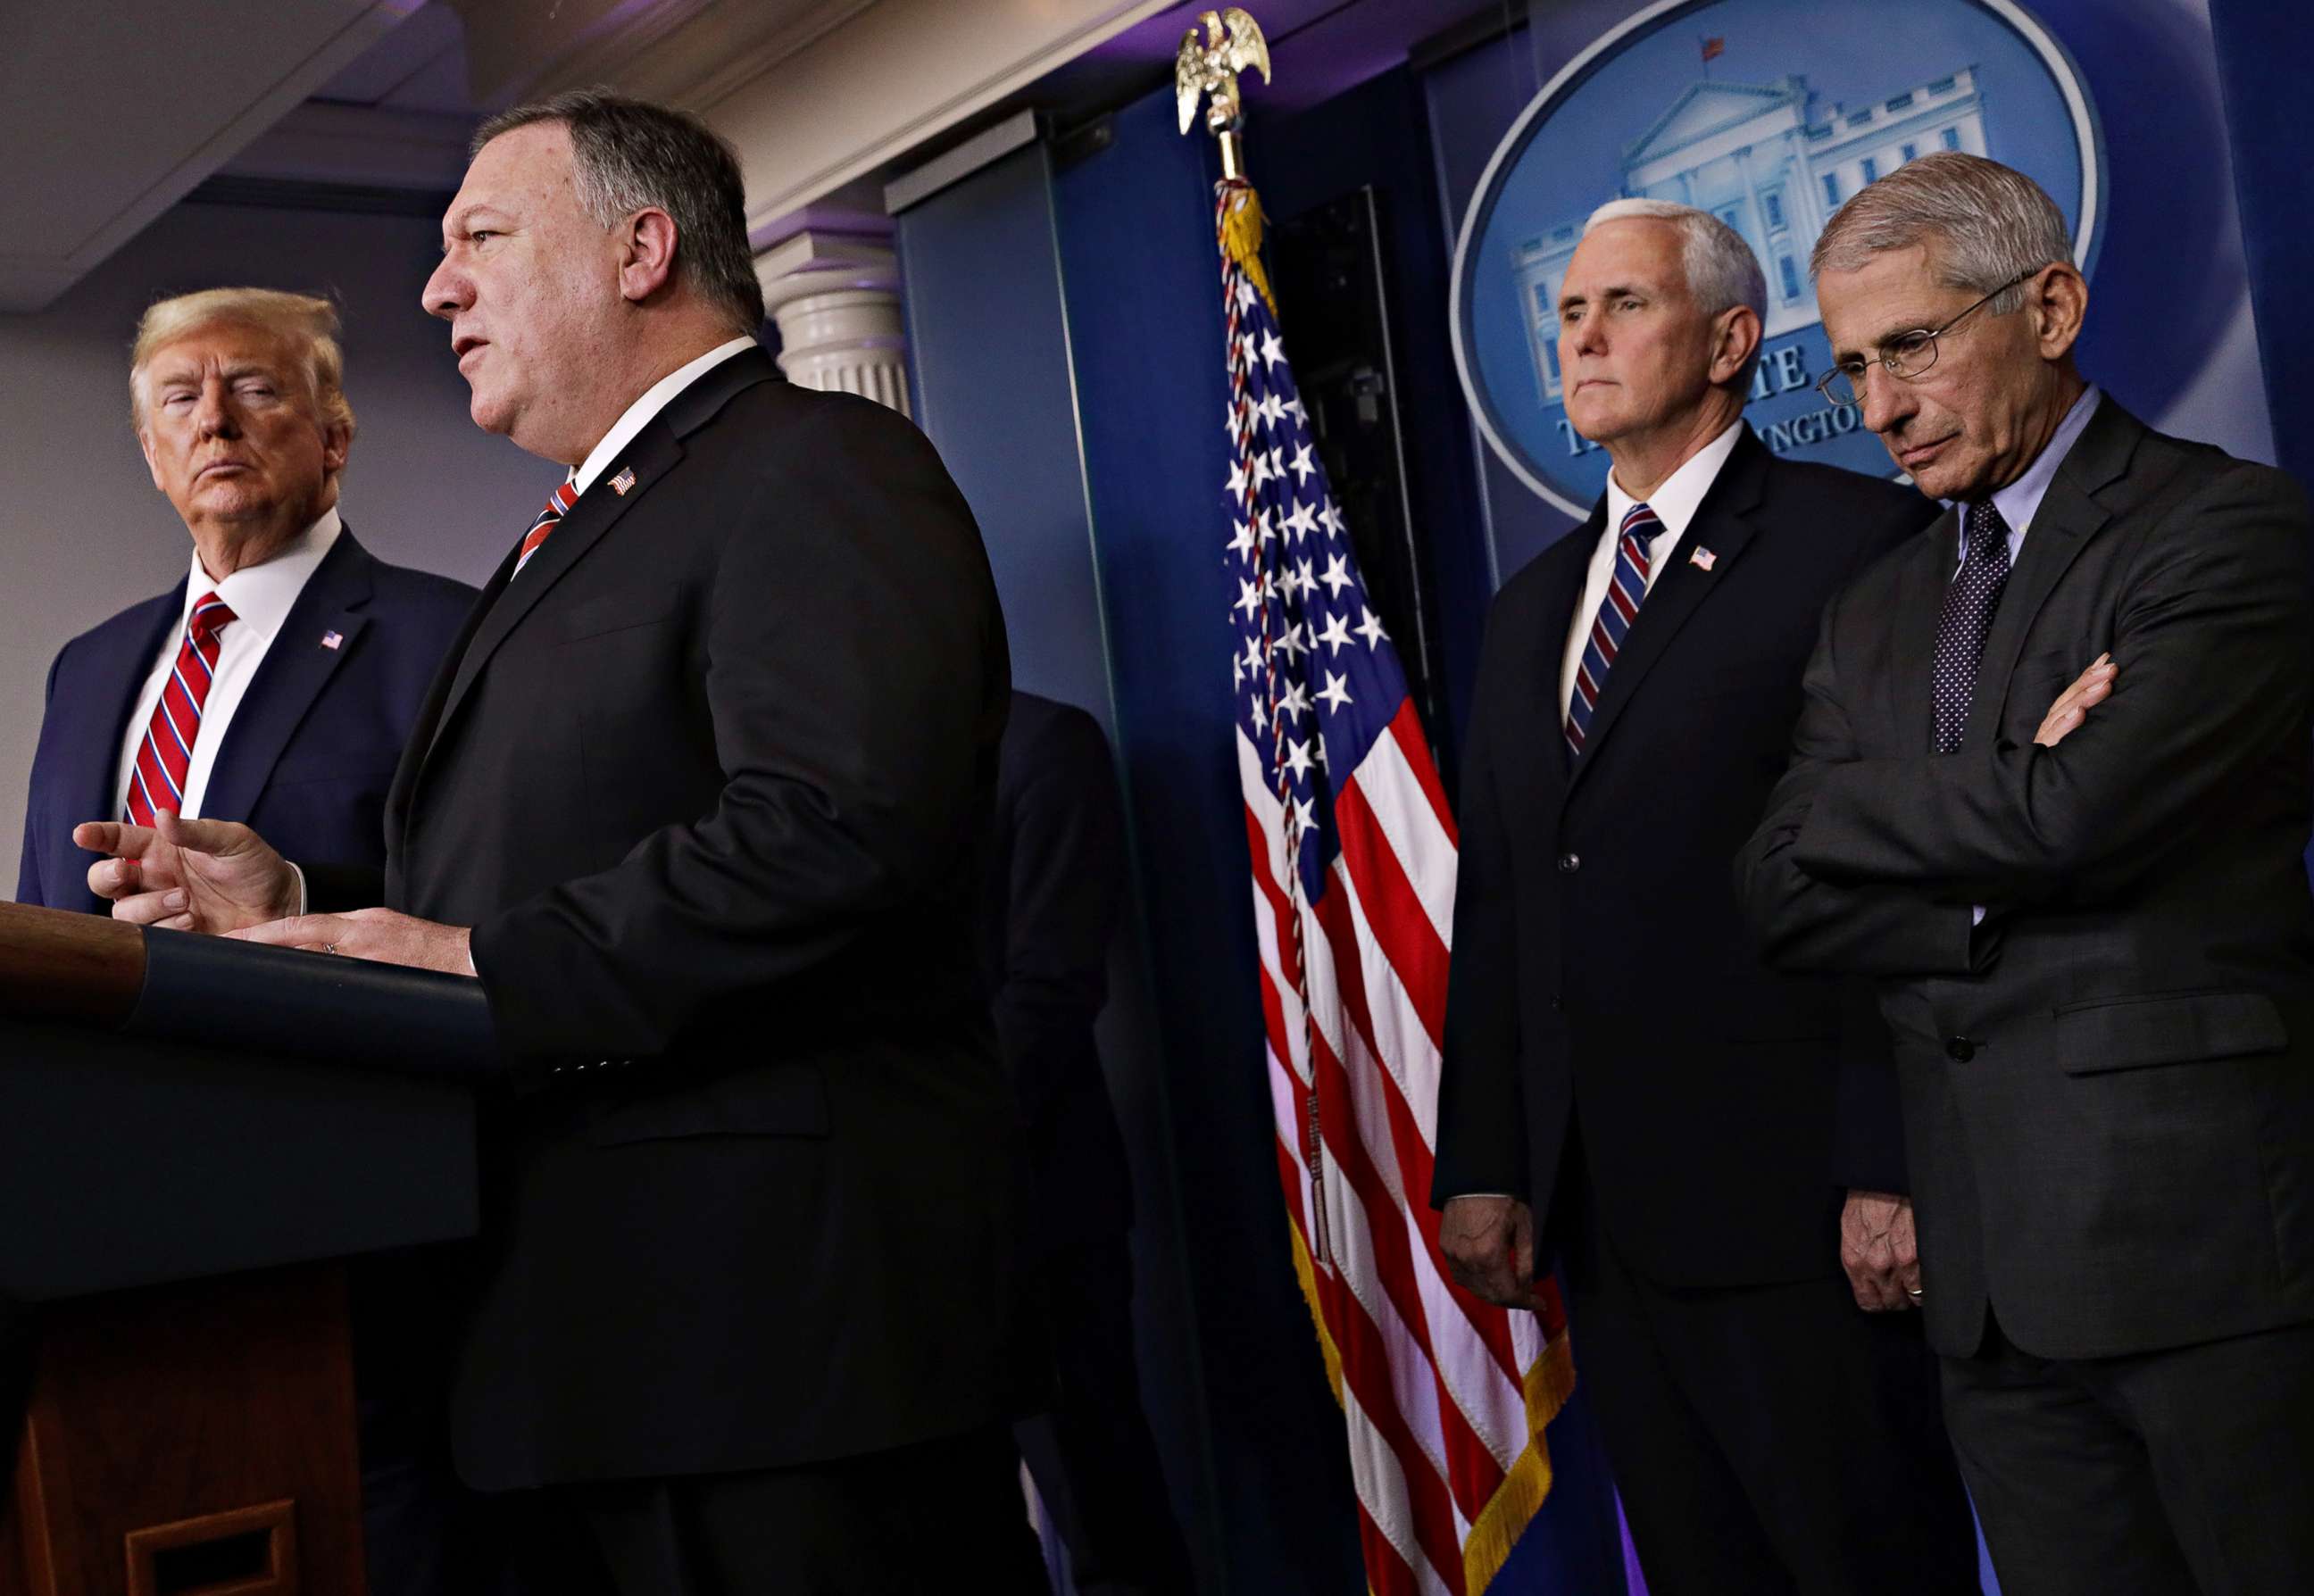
[1565,501,1661,758]
[514,478,578,577]
[123,592,237,827]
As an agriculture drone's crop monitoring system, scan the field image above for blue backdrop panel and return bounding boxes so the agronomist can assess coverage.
[2210,0,2313,490]
[894,138,1220,1586]
[1046,87,1369,1594]
[1244,66,1500,761]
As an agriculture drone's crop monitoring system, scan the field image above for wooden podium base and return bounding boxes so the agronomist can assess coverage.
[1,1265,364,1596]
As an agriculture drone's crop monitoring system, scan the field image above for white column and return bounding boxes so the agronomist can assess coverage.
[754,231,911,420]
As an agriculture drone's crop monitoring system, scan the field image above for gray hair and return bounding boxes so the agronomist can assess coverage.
[475,89,766,335]
[1584,198,1767,383]
[1810,152,2071,314]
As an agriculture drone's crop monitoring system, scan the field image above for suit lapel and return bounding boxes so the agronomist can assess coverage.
[417,346,778,777]
[420,421,680,770]
[1565,428,1768,799]
[386,548,508,870]
[1960,399,2136,751]
[1521,513,1601,796]
[1890,509,1956,756]
[201,531,375,821]
[68,586,183,829]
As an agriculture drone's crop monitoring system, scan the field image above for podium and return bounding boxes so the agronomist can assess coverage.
[0,902,490,1596]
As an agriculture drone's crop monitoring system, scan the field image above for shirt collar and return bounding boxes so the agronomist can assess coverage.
[183,506,342,642]
[1981,384,2102,538]
[1604,417,1744,543]
[571,336,759,495]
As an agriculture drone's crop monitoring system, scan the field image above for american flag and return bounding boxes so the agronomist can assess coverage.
[1212,179,1576,1595]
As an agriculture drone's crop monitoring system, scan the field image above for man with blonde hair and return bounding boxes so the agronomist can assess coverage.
[1743,150,2314,1592]
[1435,196,1973,1592]
[15,286,479,1593]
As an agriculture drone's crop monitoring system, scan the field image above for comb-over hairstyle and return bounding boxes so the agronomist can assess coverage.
[130,287,355,445]
[1810,151,2073,314]
[473,88,766,335]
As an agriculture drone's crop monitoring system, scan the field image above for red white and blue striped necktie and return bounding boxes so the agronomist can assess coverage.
[123,592,237,827]
[514,477,578,577]
[1565,501,1662,758]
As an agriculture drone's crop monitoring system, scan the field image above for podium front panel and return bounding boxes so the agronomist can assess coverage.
[0,1018,477,1303]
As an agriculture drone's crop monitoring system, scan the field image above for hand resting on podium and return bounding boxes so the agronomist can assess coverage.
[76,809,475,975]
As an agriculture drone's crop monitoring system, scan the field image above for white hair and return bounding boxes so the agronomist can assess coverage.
[1583,198,1767,383]
[1810,152,2071,314]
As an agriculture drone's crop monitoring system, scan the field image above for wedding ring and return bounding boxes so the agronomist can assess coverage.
[1906,1288,1924,1300]
[321,943,338,955]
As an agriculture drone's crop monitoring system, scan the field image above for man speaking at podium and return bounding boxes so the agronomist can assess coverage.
[75,94,1042,1594]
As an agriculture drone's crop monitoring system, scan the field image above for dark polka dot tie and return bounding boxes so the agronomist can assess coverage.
[1931,500,2013,754]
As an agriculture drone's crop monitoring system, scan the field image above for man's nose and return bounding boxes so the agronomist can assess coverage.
[423,259,467,320]
[1856,362,1914,436]
[194,384,238,438]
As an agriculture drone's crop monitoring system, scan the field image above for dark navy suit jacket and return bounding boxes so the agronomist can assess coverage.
[16,527,478,911]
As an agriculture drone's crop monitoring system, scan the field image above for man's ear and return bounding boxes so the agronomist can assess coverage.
[137,423,164,493]
[320,419,352,478]
[1711,303,1763,388]
[2030,261,2088,362]
[618,208,679,303]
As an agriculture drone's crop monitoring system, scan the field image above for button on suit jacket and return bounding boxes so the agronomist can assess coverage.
[1740,399,2314,1359]
[313,348,1020,1490]
[1433,426,1938,1287]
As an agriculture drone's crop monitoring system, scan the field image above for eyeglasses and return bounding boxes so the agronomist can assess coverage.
[1815,269,2040,409]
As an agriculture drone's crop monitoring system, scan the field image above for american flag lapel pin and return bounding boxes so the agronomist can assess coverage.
[320,629,344,650]
[1689,546,1718,571]
[610,466,637,496]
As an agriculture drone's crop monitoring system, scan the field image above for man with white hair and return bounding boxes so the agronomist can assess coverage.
[1742,151,2314,1592]
[1435,198,1976,1592]
[14,287,480,1593]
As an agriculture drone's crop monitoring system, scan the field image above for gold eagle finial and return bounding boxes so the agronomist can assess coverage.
[1176,8,1272,145]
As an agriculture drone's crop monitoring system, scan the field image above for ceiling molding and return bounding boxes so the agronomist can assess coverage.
[701,0,1175,234]
[613,0,880,112]
[221,103,476,192]
[0,0,426,312]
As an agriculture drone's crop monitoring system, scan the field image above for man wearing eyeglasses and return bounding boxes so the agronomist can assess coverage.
[1434,197,1976,1595]
[1742,151,2314,1593]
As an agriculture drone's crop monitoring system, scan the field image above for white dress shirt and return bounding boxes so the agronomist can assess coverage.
[1558,420,1745,719]
[115,508,343,819]
[569,336,758,492]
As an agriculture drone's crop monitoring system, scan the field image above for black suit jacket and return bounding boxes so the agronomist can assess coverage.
[1740,398,2314,1359]
[1433,427,1938,1288]
[16,528,475,910]
[316,349,1019,1489]
[978,692,1134,1259]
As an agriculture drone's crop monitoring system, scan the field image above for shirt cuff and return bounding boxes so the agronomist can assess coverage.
[287,860,307,919]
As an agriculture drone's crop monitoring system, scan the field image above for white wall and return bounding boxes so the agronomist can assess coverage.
[0,199,552,877]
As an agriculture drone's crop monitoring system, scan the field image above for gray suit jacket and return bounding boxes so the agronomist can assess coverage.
[1739,397,2314,1360]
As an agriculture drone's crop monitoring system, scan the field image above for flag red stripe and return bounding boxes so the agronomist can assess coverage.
[1332,779,1448,1050]
[1310,881,1524,1392]
[1354,1497,1424,1596]
[1305,1196,1469,1592]
[1257,846,1508,1545]
[1386,699,1458,848]
[1305,1000,1511,1525]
